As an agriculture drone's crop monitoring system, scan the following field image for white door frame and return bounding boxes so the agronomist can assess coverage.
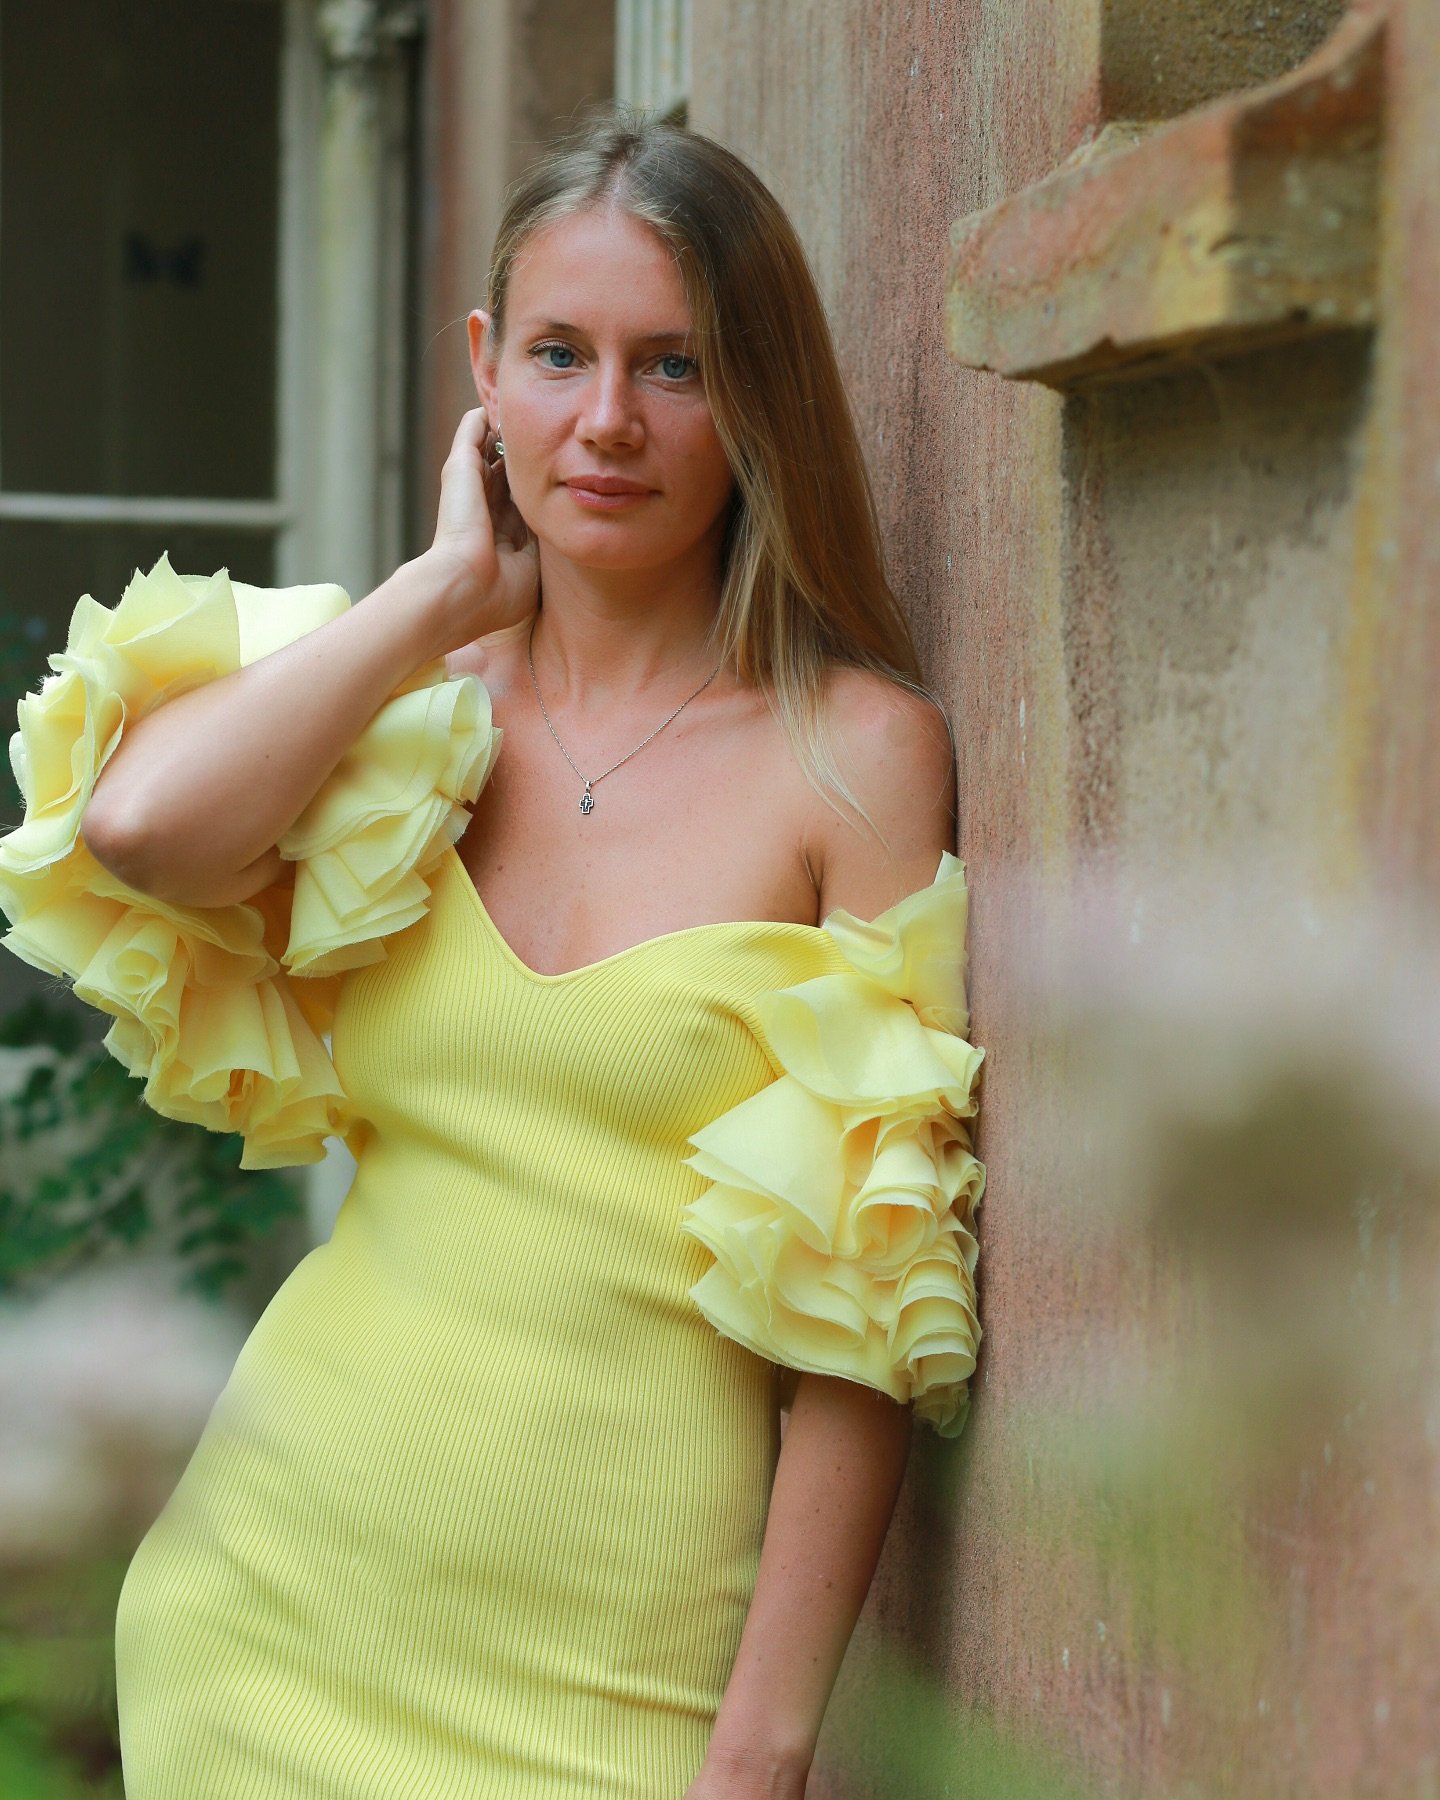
[283,0,420,596]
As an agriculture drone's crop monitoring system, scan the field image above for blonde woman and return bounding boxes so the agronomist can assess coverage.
[1,109,985,1798]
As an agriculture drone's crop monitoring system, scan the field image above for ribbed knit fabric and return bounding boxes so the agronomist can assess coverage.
[8,564,983,1793]
[113,845,860,1798]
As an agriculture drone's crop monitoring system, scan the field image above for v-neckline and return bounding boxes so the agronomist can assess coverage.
[442,846,832,986]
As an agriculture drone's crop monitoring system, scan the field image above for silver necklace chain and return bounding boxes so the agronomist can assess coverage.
[526,610,724,815]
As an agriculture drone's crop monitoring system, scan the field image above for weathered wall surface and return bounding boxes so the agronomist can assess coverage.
[693,4,1438,1797]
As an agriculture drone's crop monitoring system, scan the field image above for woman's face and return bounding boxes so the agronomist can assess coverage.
[468,205,736,581]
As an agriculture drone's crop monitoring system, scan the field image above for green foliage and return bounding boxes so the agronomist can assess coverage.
[0,981,303,1795]
[0,1558,129,1799]
[0,1714,99,1800]
[824,1623,1097,1800]
[0,992,302,1304]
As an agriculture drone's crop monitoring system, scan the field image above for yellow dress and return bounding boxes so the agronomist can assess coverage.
[0,559,987,1799]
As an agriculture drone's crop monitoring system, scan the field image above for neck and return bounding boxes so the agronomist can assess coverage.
[529,538,731,717]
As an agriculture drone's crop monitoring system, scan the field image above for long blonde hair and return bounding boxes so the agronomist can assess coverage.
[485,106,949,842]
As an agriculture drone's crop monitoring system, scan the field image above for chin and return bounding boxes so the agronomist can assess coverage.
[558,537,686,574]
[531,513,688,574]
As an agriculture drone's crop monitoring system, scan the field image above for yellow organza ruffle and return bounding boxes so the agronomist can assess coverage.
[678,851,987,1439]
[0,553,500,1168]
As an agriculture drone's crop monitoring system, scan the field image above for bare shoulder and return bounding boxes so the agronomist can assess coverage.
[442,616,534,699]
[810,665,957,923]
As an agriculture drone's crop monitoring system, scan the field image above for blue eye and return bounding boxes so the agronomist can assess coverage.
[533,342,577,369]
[658,353,696,380]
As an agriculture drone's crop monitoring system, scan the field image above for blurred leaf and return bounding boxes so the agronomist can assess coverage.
[0,1706,94,1800]
[824,1623,1097,1800]
[0,993,303,1302]
[0,1554,129,1799]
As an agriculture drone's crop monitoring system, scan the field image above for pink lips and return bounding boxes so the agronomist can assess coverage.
[563,474,653,511]
[565,474,651,494]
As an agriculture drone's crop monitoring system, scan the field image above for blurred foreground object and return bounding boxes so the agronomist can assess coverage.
[1010,848,1440,1788]
[1031,850,1440,1452]
[0,1260,245,1565]
[0,1262,245,1797]
[821,849,1440,1798]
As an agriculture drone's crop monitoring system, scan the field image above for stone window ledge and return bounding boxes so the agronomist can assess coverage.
[945,3,1383,391]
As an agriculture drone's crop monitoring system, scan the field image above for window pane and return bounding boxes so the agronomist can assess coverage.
[0,0,281,499]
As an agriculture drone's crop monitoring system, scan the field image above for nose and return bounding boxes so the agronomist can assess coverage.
[578,358,644,451]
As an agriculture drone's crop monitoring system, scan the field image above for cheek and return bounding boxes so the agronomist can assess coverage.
[497,394,567,516]
[501,383,566,449]
[668,416,733,502]
[691,447,737,519]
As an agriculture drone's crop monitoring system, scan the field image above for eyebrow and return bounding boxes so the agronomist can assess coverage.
[520,318,693,346]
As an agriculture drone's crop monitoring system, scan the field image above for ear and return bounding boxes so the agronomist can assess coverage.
[467,308,500,414]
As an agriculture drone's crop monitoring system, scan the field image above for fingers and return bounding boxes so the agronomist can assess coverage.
[433,404,520,566]
[450,406,482,455]
[448,406,500,466]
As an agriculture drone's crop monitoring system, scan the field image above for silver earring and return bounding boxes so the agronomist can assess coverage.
[493,437,505,458]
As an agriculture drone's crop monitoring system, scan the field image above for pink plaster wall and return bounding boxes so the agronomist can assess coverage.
[692,5,1440,1796]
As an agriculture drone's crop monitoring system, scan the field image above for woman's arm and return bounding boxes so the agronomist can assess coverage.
[696,1376,913,1790]
[82,407,535,909]
[689,673,959,1795]
[81,552,470,908]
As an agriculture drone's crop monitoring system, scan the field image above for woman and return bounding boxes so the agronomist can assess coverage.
[0,110,985,1796]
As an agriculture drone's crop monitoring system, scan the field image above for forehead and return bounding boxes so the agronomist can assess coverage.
[507,204,692,335]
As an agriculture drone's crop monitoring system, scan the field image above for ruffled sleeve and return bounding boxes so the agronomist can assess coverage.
[678,852,987,1439]
[0,552,501,1168]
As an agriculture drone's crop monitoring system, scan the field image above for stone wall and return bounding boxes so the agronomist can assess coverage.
[692,4,1439,1795]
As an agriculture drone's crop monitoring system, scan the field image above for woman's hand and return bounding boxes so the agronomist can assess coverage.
[425,405,539,650]
[683,1748,810,1799]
